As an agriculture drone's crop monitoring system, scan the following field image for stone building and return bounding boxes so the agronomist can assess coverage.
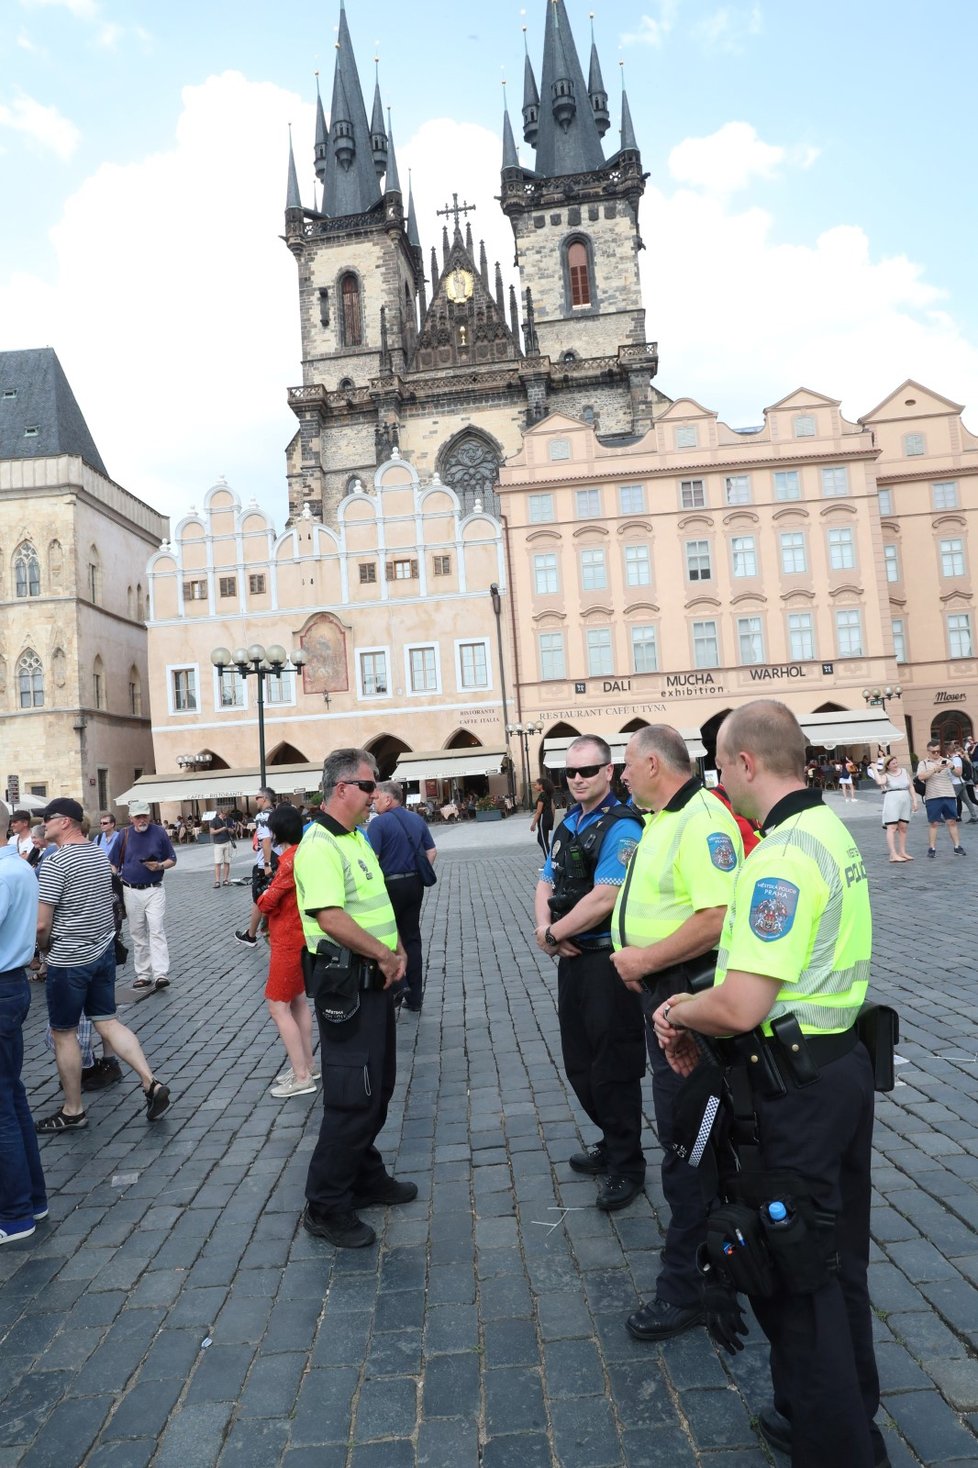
[134,455,514,813]
[282,0,660,525]
[0,348,166,811]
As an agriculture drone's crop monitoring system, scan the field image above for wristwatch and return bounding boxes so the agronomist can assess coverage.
[544,927,559,948]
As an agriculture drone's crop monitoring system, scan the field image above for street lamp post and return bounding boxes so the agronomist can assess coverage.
[862,684,903,756]
[506,721,542,807]
[210,643,308,789]
[489,583,517,804]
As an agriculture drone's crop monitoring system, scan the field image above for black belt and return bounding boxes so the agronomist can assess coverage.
[0,965,27,980]
[386,872,418,882]
[715,1024,859,1085]
[123,882,161,890]
[573,938,614,952]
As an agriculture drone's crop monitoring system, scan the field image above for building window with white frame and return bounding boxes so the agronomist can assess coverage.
[932,481,958,510]
[940,538,966,577]
[580,547,607,591]
[624,544,651,586]
[903,432,926,456]
[183,578,207,601]
[680,478,705,509]
[793,414,816,437]
[528,493,555,523]
[218,669,245,709]
[685,540,712,582]
[835,608,863,657]
[878,488,893,516]
[458,640,489,690]
[948,613,973,659]
[692,619,719,668]
[358,650,388,696]
[780,531,807,575]
[883,544,900,582]
[737,616,764,664]
[576,488,601,518]
[586,627,613,676]
[619,484,645,514]
[891,618,906,663]
[675,425,698,449]
[821,466,849,497]
[788,612,815,661]
[827,526,855,570]
[408,646,438,693]
[539,632,565,681]
[773,470,800,501]
[533,553,559,595]
[725,475,751,505]
[171,667,197,713]
[731,536,757,577]
[631,624,658,673]
[387,558,418,581]
[266,670,295,705]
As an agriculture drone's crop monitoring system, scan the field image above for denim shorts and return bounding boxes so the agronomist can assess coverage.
[925,796,957,825]
[46,943,117,1030]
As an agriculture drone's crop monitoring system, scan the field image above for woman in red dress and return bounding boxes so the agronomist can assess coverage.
[256,804,318,1098]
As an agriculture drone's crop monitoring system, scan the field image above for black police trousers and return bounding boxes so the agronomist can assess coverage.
[643,978,710,1309]
[386,874,425,1008]
[750,1042,882,1468]
[305,987,396,1215]
[557,949,646,1182]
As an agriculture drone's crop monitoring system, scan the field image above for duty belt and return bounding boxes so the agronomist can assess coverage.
[356,958,387,992]
[572,938,614,952]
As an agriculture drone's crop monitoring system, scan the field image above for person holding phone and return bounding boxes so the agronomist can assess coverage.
[916,741,965,858]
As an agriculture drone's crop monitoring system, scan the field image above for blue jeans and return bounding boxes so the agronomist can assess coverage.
[0,970,47,1226]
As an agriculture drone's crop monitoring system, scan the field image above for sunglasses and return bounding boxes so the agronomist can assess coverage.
[344,779,377,794]
[565,764,605,780]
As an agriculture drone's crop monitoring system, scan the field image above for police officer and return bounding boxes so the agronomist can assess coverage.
[652,701,885,1468]
[295,748,417,1250]
[611,724,743,1341]
[533,736,646,1210]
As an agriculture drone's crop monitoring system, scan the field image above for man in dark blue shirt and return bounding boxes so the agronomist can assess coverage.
[367,783,436,1012]
[533,736,646,1212]
[118,801,177,991]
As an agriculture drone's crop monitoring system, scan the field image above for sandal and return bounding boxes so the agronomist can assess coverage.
[132,978,153,990]
[145,1080,171,1121]
[36,1108,87,1133]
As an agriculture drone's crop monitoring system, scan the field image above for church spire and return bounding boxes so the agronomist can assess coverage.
[502,95,520,171]
[314,73,328,183]
[286,126,302,211]
[521,28,540,146]
[321,2,382,218]
[384,113,401,196]
[407,172,421,249]
[533,0,604,176]
[587,19,610,138]
[619,77,638,155]
[370,61,388,177]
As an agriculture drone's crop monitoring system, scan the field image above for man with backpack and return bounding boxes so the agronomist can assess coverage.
[533,736,646,1213]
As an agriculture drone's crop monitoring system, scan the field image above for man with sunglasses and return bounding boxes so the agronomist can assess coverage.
[294,749,415,1249]
[533,736,646,1212]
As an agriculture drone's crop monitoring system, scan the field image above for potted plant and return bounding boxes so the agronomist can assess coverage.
[474,794,503,823]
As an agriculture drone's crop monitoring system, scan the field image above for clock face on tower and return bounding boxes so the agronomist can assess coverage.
[445,267,474,304]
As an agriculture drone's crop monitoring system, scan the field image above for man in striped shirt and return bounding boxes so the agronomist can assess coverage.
[34,799,171,1133]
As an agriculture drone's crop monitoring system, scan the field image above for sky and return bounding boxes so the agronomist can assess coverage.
[3,0,978,529]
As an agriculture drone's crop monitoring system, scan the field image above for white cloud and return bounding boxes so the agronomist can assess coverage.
[0,91,80,159]
[96,21,122,48]
[668,121,784,195]
[20,0,99,18]
[642,172,978,430]
[692,4,763,53]
[17,28,41,52]
[621,2,679,49]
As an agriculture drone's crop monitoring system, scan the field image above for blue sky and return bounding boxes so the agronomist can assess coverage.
[3,0,977,525]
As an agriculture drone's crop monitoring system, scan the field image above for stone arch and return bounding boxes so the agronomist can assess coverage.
[365,734,411,780]
[562,233,597,312]
[931,709,973,748]
[444,729,483,749]
[339,271,364,347]
[437,427,502,517]
[197,748,230,770]
[268,742,308,767]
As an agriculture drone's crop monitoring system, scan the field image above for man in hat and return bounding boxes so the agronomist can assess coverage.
[35,798,170,1131]
[0,797,47,1241]
[294,749,415,1249]
[117,801,177,991]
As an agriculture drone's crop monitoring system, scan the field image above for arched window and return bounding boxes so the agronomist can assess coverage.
[438,430,502,518]
[340,274,363,347]
[14,542,40,598]
[48,540,64,589]
[87,545,101,604]
[127,585,135,618]
[128,665,142,717]
[93,655,105,710]
[136,584,145,621]
[17,649,44,708]
[567,240,591,307]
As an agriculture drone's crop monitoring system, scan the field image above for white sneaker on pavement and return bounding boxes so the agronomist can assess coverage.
[270,1075,318,1098]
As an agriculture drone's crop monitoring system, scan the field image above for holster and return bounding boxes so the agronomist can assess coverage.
[301,937,355,1001]
[711,1170,839,1298]
[856,1001,899,1092]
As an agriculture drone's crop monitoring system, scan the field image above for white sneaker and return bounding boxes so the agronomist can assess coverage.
[275,1065,321,1084]
[270,1075,318,1098]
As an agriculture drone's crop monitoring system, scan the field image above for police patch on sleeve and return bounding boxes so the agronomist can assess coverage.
[617,839,638,868]
[707,832,737,871]
[748,878,799,941]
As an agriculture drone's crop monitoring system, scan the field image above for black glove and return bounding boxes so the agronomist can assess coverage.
[698,1253,749,1355]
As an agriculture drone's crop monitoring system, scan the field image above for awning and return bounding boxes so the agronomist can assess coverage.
[116,762,323,806]
[543,731,707,768]
[798,711,905,748]
[394,748,509,782]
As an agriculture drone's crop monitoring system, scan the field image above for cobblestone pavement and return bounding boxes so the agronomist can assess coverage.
[3,796,978,1466]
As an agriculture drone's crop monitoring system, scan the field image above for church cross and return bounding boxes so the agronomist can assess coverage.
[436,193,477,233]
